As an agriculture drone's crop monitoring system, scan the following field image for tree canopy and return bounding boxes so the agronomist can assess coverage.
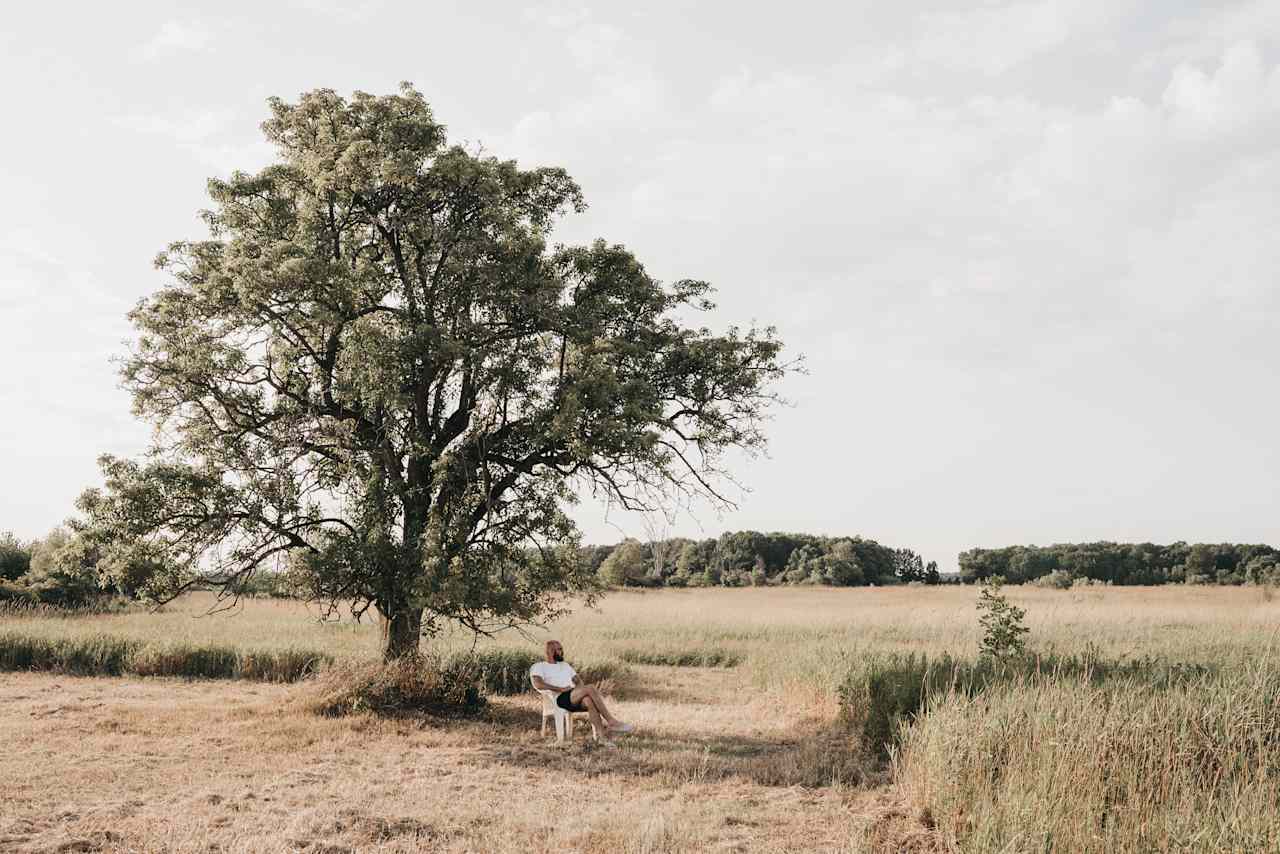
[959,541,1280,586]
[81,85,787,657]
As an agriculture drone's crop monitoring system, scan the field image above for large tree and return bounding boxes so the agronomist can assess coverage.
[88,85,786,658]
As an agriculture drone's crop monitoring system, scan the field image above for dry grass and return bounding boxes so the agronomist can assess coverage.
[1,585,1277,852]
[887,664,1280,852]
[9,585,1276,680]
[0,668,866,853]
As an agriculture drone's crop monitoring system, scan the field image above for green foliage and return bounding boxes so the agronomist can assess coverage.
[0,631,329,682]
[87,84,787,659]
[977,577,1029,658]
[226,570,306,599]
[1032,568,1074,589]
[597,539,648,587]
[615,646,743,667]
[960,541,1280,586]
[587,530,922,588]
[4,527,104,606]
[0,532,31,582]
[0,522,184,608]
[304,653,485,717]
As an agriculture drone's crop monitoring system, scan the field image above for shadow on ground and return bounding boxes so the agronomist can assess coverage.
[461,701,878,789]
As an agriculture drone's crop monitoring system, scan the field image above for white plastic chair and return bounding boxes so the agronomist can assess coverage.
[532,679,594,744]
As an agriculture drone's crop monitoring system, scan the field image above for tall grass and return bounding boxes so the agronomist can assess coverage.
[0,631,330,682]
[0,630,632,694]
[887,662,1280,852]
[615,646,743,668]
[838,651,1216,758]
[5,587,1277,695]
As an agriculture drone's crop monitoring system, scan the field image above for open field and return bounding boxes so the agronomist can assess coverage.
[2,586,1279,852]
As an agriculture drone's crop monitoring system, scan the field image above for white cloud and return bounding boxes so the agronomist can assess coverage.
[913,0,1075,75]
[1141,0,1280,72]
[1163,41,1280,136]
[0,230,142,475]
[112,109,275,174]
[135,20,212,62]
[487,8,666,167]
[299,0,383,20]
[113,110,231,144]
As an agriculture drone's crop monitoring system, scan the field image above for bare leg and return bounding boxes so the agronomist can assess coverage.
[571,685,621,726]
[581,695,610,740]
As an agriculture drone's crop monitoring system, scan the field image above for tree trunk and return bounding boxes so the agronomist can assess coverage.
[382,605,423,660]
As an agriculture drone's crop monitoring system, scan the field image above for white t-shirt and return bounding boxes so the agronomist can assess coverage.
[530,660,577,691]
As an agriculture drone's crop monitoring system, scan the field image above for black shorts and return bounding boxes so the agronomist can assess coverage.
[556,690,587,713]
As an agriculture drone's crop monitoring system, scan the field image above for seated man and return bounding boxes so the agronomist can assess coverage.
[530,640,634,741]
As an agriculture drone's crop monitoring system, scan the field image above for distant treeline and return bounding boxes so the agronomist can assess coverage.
[584,531,940,587]
[960,542,1280,586]
[1,526,936,606]
[11,522,1278,606]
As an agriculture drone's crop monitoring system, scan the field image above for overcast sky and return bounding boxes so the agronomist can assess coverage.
[1,1,1277,569]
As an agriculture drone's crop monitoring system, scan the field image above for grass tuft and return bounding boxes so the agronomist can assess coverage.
[301,653,486,717]
[0,630,330,682]
[447,648,540,695]
[614,647,743,668]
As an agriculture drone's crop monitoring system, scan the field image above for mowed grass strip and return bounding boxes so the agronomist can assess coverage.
[0,630,331,682]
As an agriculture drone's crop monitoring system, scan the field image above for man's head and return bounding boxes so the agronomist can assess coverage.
[545,640,564,663]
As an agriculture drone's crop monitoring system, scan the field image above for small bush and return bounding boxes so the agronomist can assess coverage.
[1032,570,1074,589]
[615,647,743,668]
[130,644,241,679]
[303,653,486,717]
[977,577,1029,658]
[450,648,540,695]
[236,648,332,682]
[1071,575,1109,588]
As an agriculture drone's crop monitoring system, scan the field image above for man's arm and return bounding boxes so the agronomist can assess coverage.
[531,674,570,693]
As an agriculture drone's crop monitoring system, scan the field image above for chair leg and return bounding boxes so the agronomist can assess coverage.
[541,714,548,737]
[555,711,567,743]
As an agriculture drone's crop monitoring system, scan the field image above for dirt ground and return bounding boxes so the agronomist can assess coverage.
[0,668,877,853]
